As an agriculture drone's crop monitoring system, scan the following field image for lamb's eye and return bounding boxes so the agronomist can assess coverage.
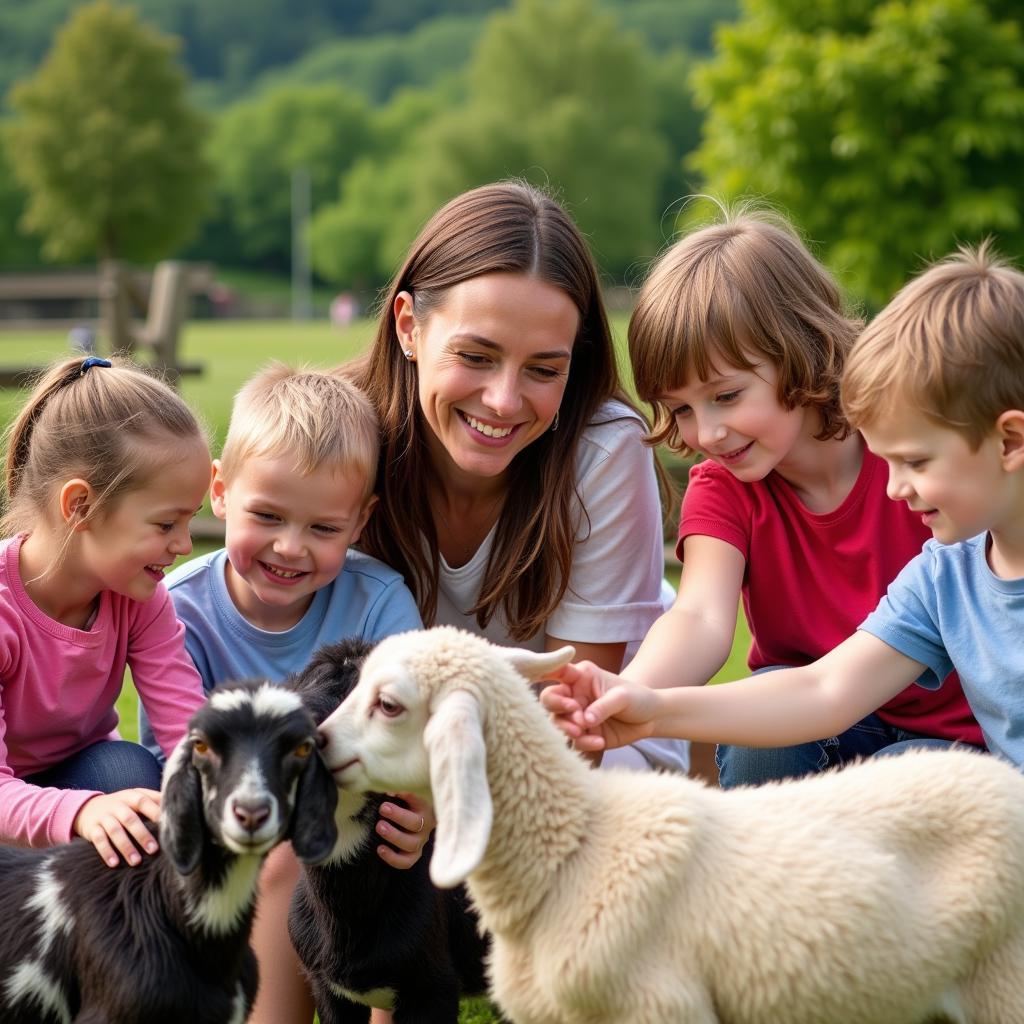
[193,739,210,756]
[377,694,403,718]
[293,740,314,758]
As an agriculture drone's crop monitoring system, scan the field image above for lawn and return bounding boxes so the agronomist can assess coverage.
[5,318,751,1024]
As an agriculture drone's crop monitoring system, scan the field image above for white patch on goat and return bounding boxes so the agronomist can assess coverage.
[187,854,263,934]
[327,980,396,1010]
[252,684,302,717]
[4,961,71,1023]
[327,789,374,864]
[161,735,191,797]
[227,981,248,1024]
[27,864,72,956]
[209,688,253,712]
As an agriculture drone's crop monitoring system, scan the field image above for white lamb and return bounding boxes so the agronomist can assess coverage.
[317,626,1024,1024]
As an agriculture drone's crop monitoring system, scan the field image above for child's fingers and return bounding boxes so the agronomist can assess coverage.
[118,806,160,857]
[538,685,579,714]
[106,817,147,867]
[87,828,123,869]
[130,788,162,822]
[572,732,608,753]
[583,686,633,726]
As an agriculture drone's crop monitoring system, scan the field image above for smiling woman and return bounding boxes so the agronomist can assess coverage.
[345,180,688,777]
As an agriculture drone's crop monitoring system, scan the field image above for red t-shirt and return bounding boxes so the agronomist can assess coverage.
[678,449,983,746]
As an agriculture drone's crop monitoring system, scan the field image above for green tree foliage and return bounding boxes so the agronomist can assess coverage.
[691,0,1024,305]
[209,83,374,271]
[253,15,487,105]
[4,1,211,263]
[310,0,675,287]
[308,85,453,289]
[0,131,45,268]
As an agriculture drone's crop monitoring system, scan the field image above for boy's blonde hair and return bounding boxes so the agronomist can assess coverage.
[843,242,1024,449]
[629,201,862,454]
[2,355,205,538]
[219,362,379,498]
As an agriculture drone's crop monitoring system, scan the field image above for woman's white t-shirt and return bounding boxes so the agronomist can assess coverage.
[434,400,688,773]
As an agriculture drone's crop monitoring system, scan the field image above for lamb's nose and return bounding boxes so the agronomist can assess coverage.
[232,799,271,832]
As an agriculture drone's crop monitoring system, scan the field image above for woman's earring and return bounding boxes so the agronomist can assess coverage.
[403,349,414,361]
[551,410,560,432]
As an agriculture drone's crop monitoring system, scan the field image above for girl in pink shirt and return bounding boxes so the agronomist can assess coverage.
[546,205,981,785]
[0,355,208,864]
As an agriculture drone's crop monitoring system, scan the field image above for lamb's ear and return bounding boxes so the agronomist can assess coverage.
[500,645,576,683]
[160,737,205,875]
[289,750,339,865]
[425,689,492,889]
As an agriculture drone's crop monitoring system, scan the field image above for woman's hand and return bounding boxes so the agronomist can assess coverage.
[73,788,162,868]
[375,791,436,870]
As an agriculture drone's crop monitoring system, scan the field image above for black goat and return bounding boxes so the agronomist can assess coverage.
[0,680,337,1024]
[288,639,490,1024]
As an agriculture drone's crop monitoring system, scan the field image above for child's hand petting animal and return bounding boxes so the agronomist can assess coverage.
[73,788,161,868]
[376,791,436,869]
[541,662,662,752]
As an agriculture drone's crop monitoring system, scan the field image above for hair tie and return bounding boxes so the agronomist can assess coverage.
[80,356,112,375]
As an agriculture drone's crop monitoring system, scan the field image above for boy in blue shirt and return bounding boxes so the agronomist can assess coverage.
[544,244,1024,769]
[143,363,426,1024]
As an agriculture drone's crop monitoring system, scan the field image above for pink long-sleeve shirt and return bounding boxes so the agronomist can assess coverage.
[0,534,205,846]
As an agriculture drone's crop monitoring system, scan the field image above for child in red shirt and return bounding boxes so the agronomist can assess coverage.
[605,206,980,786]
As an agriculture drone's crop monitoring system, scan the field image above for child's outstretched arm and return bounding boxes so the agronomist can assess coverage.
[73,788,162,867]
[544,631,925,752]
[623,536,746,690]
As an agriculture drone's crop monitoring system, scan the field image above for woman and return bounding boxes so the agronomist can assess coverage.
[351,180,687,773]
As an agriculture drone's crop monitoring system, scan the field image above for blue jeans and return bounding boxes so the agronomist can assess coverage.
[715,663,959,788]
[716,713,955,788]
[24,739,162,792]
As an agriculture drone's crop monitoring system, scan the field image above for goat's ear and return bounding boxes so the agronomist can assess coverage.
[289,750,338,865]
[160,738,205,875]
[425,689,491,889]
[500,644,576,683]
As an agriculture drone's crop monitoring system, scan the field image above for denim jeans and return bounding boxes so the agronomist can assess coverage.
[715,666,958,789]
[24,739,163,792]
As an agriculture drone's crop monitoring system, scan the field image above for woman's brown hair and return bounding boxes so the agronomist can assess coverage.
[348,180,634,641]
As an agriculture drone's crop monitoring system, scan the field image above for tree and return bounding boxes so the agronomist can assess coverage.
[208,83,374,271]
[410,0,668,277]
[0,133,45,269]
[310,0,670,287]
[690,0,1024,306]
[4,1,211,265]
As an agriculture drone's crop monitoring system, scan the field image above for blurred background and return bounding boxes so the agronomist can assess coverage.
[2,0,1021,318]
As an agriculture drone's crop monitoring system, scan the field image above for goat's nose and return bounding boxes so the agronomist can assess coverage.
[232,799,271,832]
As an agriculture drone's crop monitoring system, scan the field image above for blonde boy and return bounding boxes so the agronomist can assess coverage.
[140,363,427,1024]
[544,244,1024,768]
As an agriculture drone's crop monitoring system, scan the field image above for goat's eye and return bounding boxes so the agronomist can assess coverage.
[193,739,210,756]
[377,694,403,718]
[293,740,314,758]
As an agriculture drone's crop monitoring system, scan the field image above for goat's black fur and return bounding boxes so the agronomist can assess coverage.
[288,639,490,1024]
[0,680,337,1024]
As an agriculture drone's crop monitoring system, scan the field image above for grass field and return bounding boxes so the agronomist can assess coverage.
[6,318,751,1024]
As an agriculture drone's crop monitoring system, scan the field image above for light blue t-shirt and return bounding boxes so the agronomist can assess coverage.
[860,533,1024,767]
[140,547,422,758]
